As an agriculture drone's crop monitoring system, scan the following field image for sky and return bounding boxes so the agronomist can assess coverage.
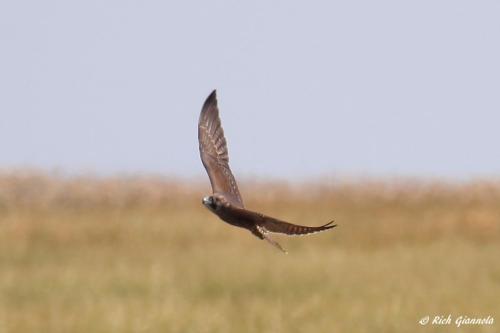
[1,1,499,180]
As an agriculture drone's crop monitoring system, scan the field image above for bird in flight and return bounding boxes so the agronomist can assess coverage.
[198,90,336,253]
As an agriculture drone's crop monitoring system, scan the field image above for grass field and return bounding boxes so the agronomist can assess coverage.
[0,172,499,332]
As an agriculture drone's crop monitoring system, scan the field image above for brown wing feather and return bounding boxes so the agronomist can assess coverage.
[225,205,336,237]
[259,215,337,236]
[198,90,244,208]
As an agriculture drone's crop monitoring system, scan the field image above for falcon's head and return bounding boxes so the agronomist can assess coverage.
[202,195,218,211]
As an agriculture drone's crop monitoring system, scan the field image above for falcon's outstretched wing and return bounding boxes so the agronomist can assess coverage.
[258,216,336,236]
[225,205,336,237]
[198,90,244,208]
[221,205,336,253]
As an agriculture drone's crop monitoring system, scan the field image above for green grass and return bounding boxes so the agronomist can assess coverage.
[0,173,499,332]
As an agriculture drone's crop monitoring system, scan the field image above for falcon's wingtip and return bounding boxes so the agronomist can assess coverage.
[322,220,338,229]
[201,89,218,113]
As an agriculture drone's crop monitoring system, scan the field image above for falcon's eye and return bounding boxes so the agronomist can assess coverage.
[209,197,218,209]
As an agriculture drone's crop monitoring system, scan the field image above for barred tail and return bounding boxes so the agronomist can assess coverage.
[283,220,337,236]
[259,216,337,236]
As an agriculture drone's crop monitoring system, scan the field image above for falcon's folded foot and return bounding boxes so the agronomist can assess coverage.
[252,225,288,254]
[262,233,288,254]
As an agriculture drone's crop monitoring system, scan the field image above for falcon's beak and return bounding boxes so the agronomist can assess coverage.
[202,196,212,206]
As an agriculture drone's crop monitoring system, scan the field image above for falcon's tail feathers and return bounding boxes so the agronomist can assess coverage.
[259,217,338,237]
[286,220,337,236]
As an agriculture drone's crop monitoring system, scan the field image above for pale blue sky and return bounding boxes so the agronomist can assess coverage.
[1,1,499,180]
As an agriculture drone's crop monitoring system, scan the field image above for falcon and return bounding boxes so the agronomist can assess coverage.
[198,90,336,253]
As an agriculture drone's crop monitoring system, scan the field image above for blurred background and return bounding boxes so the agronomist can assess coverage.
[0,1,499,332]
